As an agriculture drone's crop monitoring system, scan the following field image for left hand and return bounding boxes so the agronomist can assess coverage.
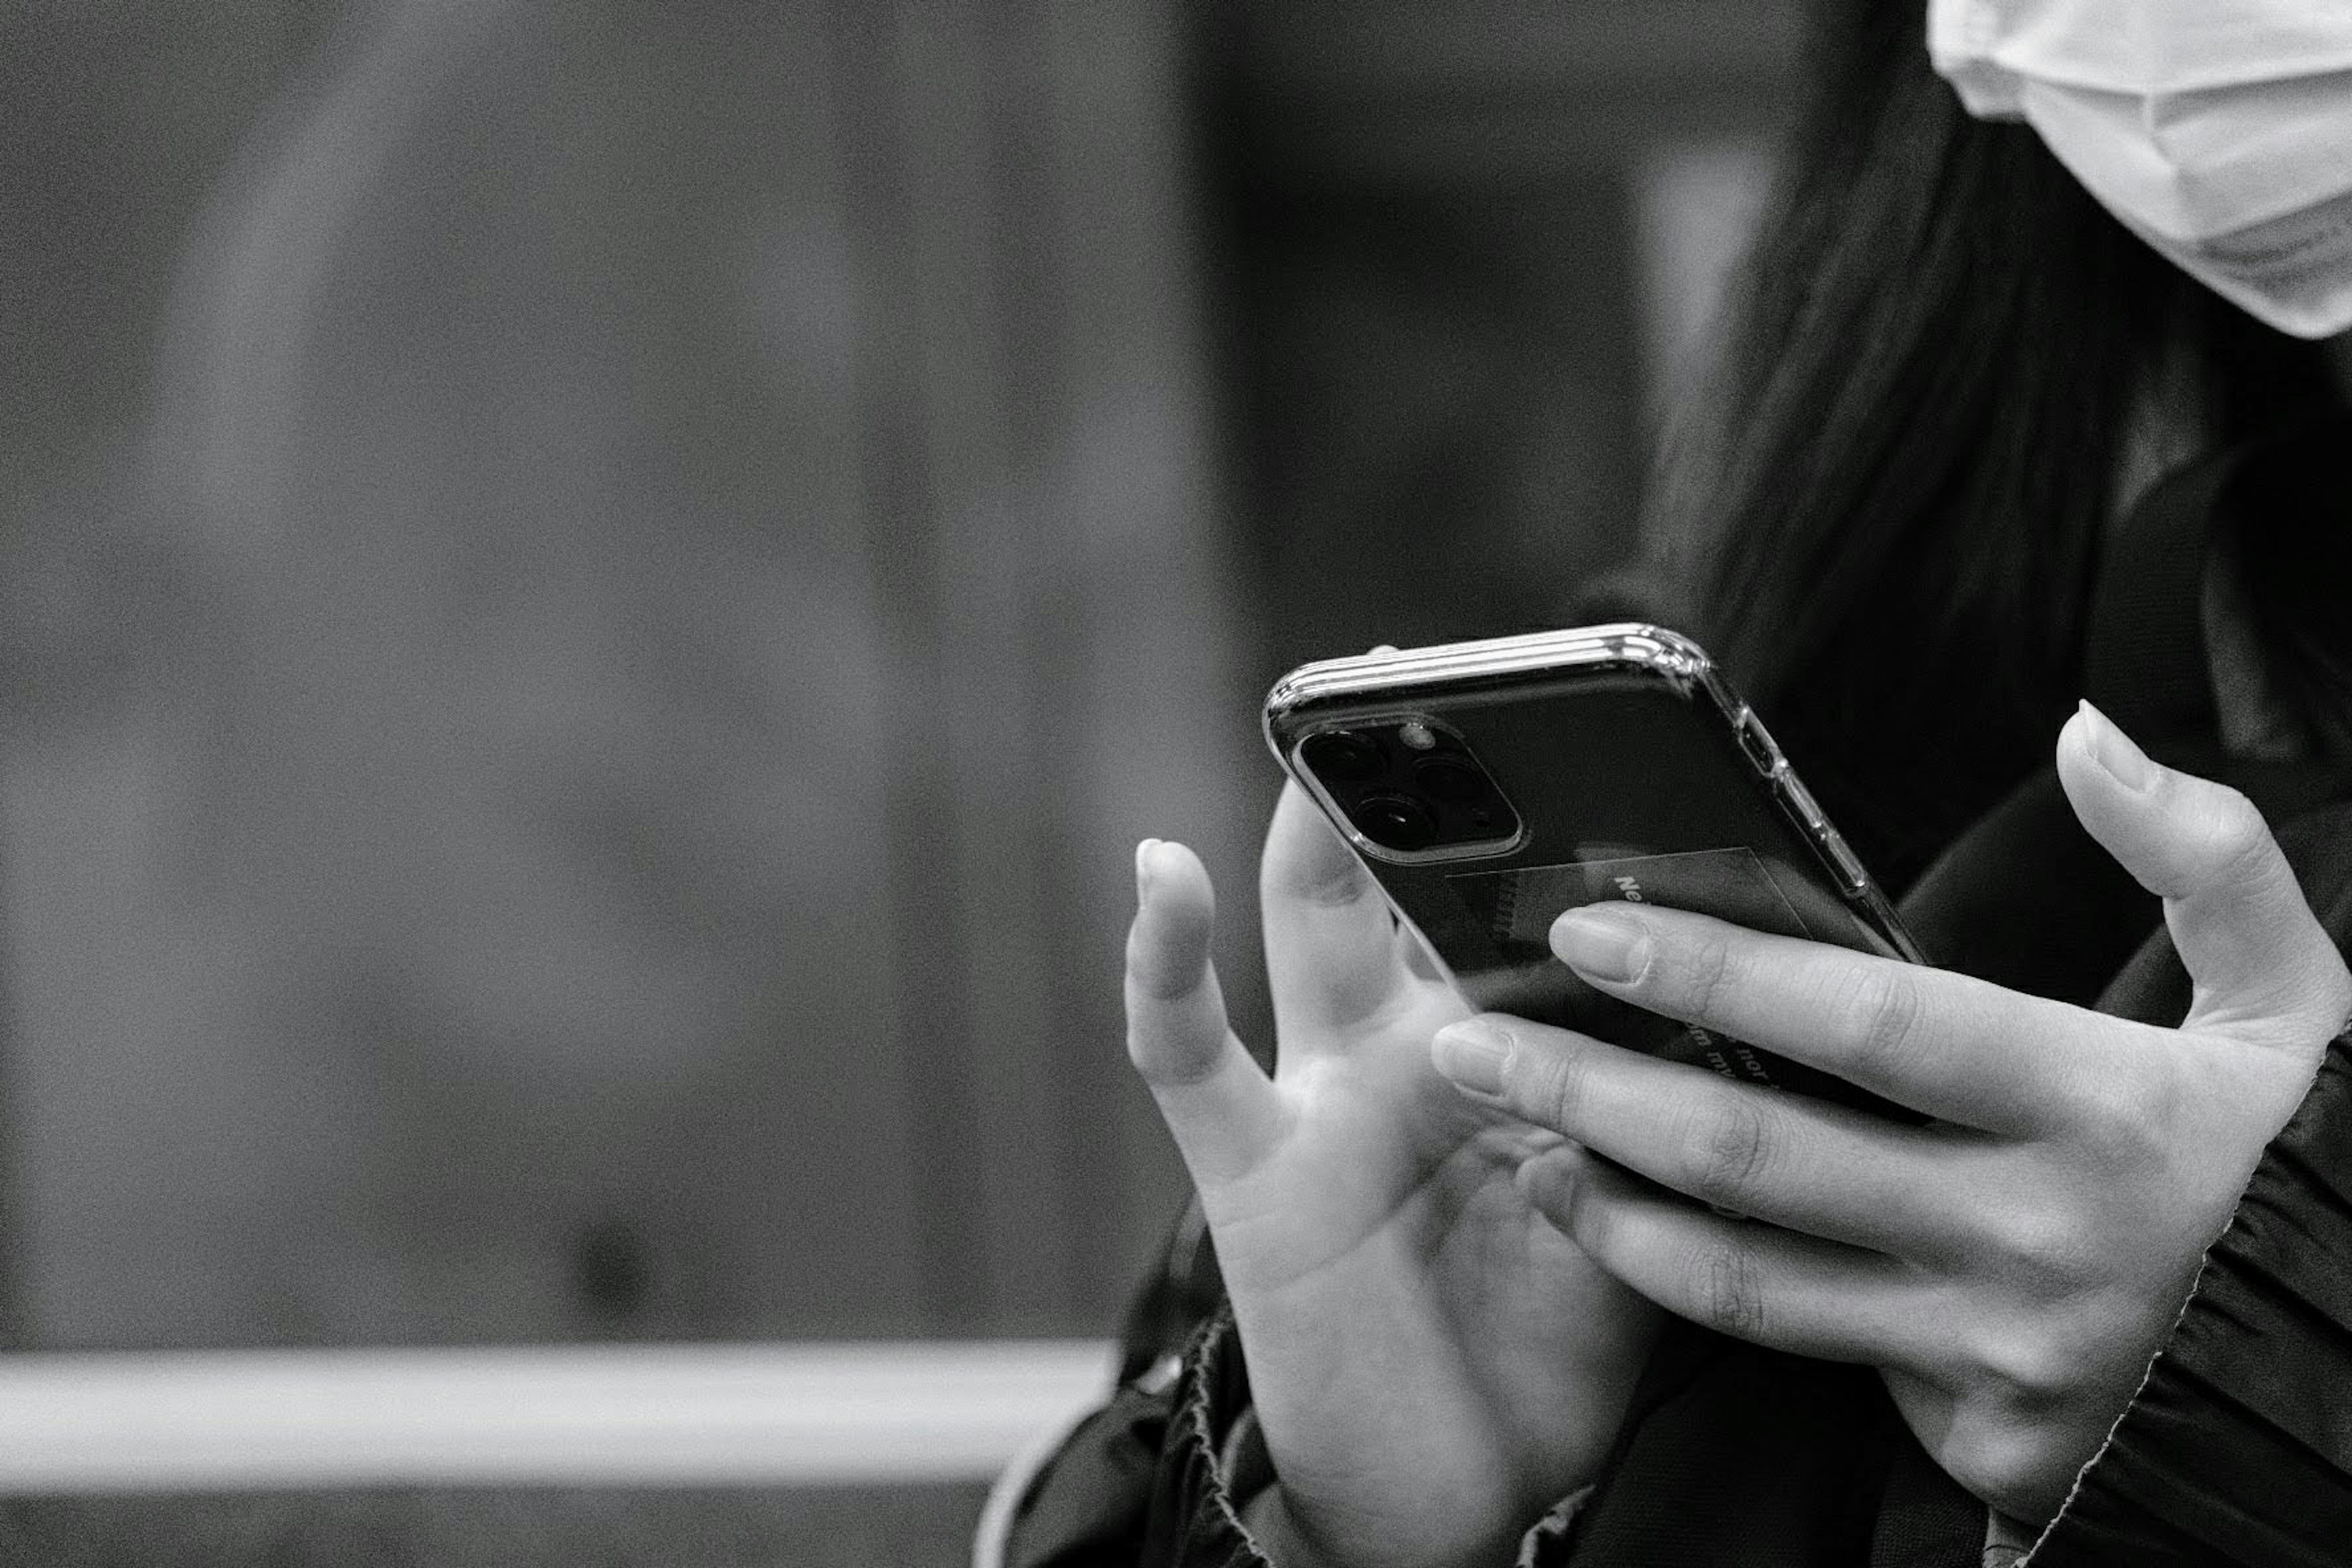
[1429,702,2352,1525]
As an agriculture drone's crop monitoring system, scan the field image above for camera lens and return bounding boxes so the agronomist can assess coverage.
[1414,756,1491,804]
[1350,792,1438,851]
[1305,730,1385,783]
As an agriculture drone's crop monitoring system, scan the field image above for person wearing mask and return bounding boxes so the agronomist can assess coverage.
[995,0,2352,1563]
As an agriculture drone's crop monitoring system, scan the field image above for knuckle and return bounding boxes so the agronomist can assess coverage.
[1263,797,1371,911]
[1123,927,1194,1004]
[1701,1245,1769,1341]
[2058,1048,2178,1167]
[1828,963,1927,1078]
[1123,1016,1169,1079]
[1520,1043,1594,1134]
[1665,930,1739,1020]
[1127,1010,1229,1089]
[2185,783,2281,885]
[1121,1001,1176,1076]
[1686,1096,1774,1209]
[1561,1177,1619,1257]
[1294,865,1373,911]
[2204,783,2268,850]
[1985,1202,2089,1289]
[1265,850,1367,911]
[1973,1316,2090,1415]
[1123,1025,1161,1077]
[2094,1074,2176,1166]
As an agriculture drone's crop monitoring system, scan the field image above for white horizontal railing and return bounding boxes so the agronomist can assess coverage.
[0,1340,1117,1493]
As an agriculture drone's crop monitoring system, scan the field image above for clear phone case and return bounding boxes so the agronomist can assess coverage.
[1264,624,1924,1118]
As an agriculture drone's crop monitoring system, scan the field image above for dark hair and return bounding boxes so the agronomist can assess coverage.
[1660,0,2345,886]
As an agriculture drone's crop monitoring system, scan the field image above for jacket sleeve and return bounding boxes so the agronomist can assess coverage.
[2026,1034,2352,1566]
[998,1302,1597,1568]
[997,1305,1269,1568]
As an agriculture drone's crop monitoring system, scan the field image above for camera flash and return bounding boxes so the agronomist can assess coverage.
[1397,720,1438,752]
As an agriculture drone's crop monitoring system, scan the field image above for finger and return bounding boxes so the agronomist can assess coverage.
[1261,780,1414,1037]
[2057,701,2352,1041]
[1545,903,2085,1133]
[1520,1152,1932,1368]
[1127,839,1286,1185]
[1434,1015,1971,1259]
[1395,918,1448,984]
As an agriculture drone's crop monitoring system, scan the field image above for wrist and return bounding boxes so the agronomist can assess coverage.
[1240,1485,1351,1568]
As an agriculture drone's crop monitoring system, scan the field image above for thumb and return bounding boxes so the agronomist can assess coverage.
[2056,701,2352,1041]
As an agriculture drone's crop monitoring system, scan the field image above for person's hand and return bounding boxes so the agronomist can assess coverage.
[1126,785,1663,1568]
[1429,702,2351,1525]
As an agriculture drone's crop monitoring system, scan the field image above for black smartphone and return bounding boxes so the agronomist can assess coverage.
[1264,624,1926,1120]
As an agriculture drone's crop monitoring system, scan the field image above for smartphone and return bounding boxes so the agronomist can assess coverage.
[1264,623,1926,1120]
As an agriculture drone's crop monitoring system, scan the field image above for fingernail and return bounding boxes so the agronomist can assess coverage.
[1553,908,1650,985]
[1432,1019,1513,1096]
[2077,699,2155,793]
[1134,839,1163,903]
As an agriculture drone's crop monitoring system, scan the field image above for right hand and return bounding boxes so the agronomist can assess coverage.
[1126,785,1663,1568]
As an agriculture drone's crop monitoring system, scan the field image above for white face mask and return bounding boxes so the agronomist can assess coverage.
[1929,0,2352,339]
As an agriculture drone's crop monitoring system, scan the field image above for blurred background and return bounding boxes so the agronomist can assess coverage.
[0,0,1795,1556]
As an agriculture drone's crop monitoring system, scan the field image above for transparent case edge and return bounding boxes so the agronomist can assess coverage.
[1263,623,1927,966]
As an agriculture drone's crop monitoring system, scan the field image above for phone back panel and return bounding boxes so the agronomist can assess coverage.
[1264,626,1921,1118]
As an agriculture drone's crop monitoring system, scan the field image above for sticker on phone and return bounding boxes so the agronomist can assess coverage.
[1442,847,1828,1091]
[1468,846,1823,950]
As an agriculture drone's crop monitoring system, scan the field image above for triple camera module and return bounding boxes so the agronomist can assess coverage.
[1299,720,1522,856]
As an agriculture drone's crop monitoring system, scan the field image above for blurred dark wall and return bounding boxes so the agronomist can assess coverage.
[0,2,331,477]
[0,0,339,1353]
[1200,0,1802,679]
[3,0,1242,1350]
[0,0,1796,1352]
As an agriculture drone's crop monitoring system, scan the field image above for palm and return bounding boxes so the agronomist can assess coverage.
[1128,791,1658,1568]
